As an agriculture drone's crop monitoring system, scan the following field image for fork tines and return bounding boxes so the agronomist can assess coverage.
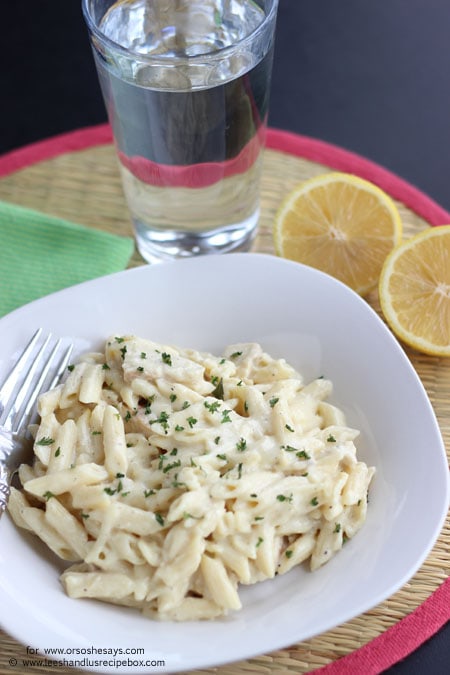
[0,329,73,436]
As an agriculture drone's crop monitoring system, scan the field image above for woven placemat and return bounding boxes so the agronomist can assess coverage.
[0,140,448,675]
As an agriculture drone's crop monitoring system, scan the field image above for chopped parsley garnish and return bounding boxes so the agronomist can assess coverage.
[221,409,232,423]
[107,478,120,493]
[285,424,294,432]
[236,438,247,452]
[285,549,293,558]
[269,397,279,408]
[36,437,54,446]
[204,400,221,413]
[230,351,243,359]
[161,352,172,366]
[256,537,264,548]
[327,434,337,442]
[162,460,181,474]
[187,416,197,428]
[310,497,319,506]
[120,346,127,360]
[171,476,187,489]
[43,491,55,501]
[281,444,297,453]
[151,411,170,431]
[155,512,165,527]
[276,494,293,503]
[158,455,168,470]
[334,523,341,533]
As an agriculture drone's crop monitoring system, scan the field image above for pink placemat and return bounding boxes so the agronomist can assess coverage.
[0,124,448,674]
[2,124,450,226]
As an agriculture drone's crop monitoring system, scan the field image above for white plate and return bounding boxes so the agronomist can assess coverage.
[0,253,448,674]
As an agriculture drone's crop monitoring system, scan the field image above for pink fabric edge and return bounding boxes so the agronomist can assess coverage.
[0,123,448,672]
[1,123,450,225]
[314,577,450,675]
[0,125,114,178]
[266,127,450,226]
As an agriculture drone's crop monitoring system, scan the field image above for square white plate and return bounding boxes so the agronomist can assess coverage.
[0,253,448,674]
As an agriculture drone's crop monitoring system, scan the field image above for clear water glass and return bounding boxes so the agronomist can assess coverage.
[82,0,279,263]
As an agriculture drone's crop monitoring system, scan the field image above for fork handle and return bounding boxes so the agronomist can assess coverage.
[0,463,9,517]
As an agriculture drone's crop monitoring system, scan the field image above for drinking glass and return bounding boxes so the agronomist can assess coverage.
[82,0,279,263]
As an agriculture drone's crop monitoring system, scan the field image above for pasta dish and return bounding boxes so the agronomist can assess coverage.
[8,336,375,620]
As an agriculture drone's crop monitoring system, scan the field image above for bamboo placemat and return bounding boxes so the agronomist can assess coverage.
[0,141,448,674]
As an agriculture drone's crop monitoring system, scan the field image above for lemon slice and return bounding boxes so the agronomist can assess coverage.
[379,225,450,356]
[273,172,403,295]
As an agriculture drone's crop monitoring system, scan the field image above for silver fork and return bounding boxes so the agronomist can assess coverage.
[0,329,73,517]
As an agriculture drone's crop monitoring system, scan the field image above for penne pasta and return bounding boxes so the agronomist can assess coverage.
[8,336,375,620]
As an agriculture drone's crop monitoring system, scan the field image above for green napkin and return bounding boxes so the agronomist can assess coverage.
[0,200,135,317]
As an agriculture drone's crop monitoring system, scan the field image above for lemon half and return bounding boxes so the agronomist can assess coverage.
[379,225,450,356]
[274,172,403,295]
